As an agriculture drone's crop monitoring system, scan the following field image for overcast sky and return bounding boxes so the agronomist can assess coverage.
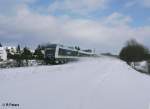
[0,0,150,54]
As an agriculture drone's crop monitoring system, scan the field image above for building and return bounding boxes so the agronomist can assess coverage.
[5,46,17,55]
[0,47,7,61]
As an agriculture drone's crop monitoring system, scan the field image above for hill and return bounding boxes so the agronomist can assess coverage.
[0,56,150,109]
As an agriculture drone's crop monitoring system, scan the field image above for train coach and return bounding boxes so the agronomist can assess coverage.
[44,44,95,64]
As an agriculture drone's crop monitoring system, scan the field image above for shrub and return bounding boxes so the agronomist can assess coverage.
[119,39,149,63]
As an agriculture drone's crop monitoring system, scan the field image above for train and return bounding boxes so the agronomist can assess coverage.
[44,44,96,64]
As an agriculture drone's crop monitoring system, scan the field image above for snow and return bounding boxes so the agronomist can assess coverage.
[133,61,149,73]
[0,56,150,109]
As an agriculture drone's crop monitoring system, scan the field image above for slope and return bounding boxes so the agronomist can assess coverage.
[0,56,150,109]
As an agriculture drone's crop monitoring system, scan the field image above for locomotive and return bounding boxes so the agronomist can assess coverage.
[44,44,95,64]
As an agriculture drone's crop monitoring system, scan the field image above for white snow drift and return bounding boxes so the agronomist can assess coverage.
[0,57,150,109]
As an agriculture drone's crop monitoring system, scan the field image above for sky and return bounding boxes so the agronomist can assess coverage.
[0,0,150,54]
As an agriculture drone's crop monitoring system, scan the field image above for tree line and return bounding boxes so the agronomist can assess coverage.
[1,40,149,67]
[6,44,45,67]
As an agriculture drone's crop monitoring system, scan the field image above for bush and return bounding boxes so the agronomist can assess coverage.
[119,39,149,63]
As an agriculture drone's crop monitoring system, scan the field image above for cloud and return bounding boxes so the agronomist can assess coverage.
[142,0,150,8]
[0,5,150,54]
[103,12,132,26]
[124,1,137,8]
[125,0,150,8]
[0,0,36,15]
[48,0,107,15]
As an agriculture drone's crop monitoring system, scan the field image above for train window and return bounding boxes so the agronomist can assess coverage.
[66,51,71,55]
[59,48,78,56]
[45,47,56,59]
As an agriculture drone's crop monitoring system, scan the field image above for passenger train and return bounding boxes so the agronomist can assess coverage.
[44,44,95,64]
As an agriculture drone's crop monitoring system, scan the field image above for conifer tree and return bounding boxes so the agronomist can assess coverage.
[0,43,2,47]
[34,45,44,60]
[15,44,22,67]
[22,47,32,65]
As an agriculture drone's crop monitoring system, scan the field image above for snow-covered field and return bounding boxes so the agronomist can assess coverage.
[0,56,150,109]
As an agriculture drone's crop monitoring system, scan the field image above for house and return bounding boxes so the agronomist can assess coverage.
[0,47,7,61]
[5,46,17,55]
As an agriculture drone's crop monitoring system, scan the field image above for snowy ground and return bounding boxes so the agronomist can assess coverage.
[0,56,150,109]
